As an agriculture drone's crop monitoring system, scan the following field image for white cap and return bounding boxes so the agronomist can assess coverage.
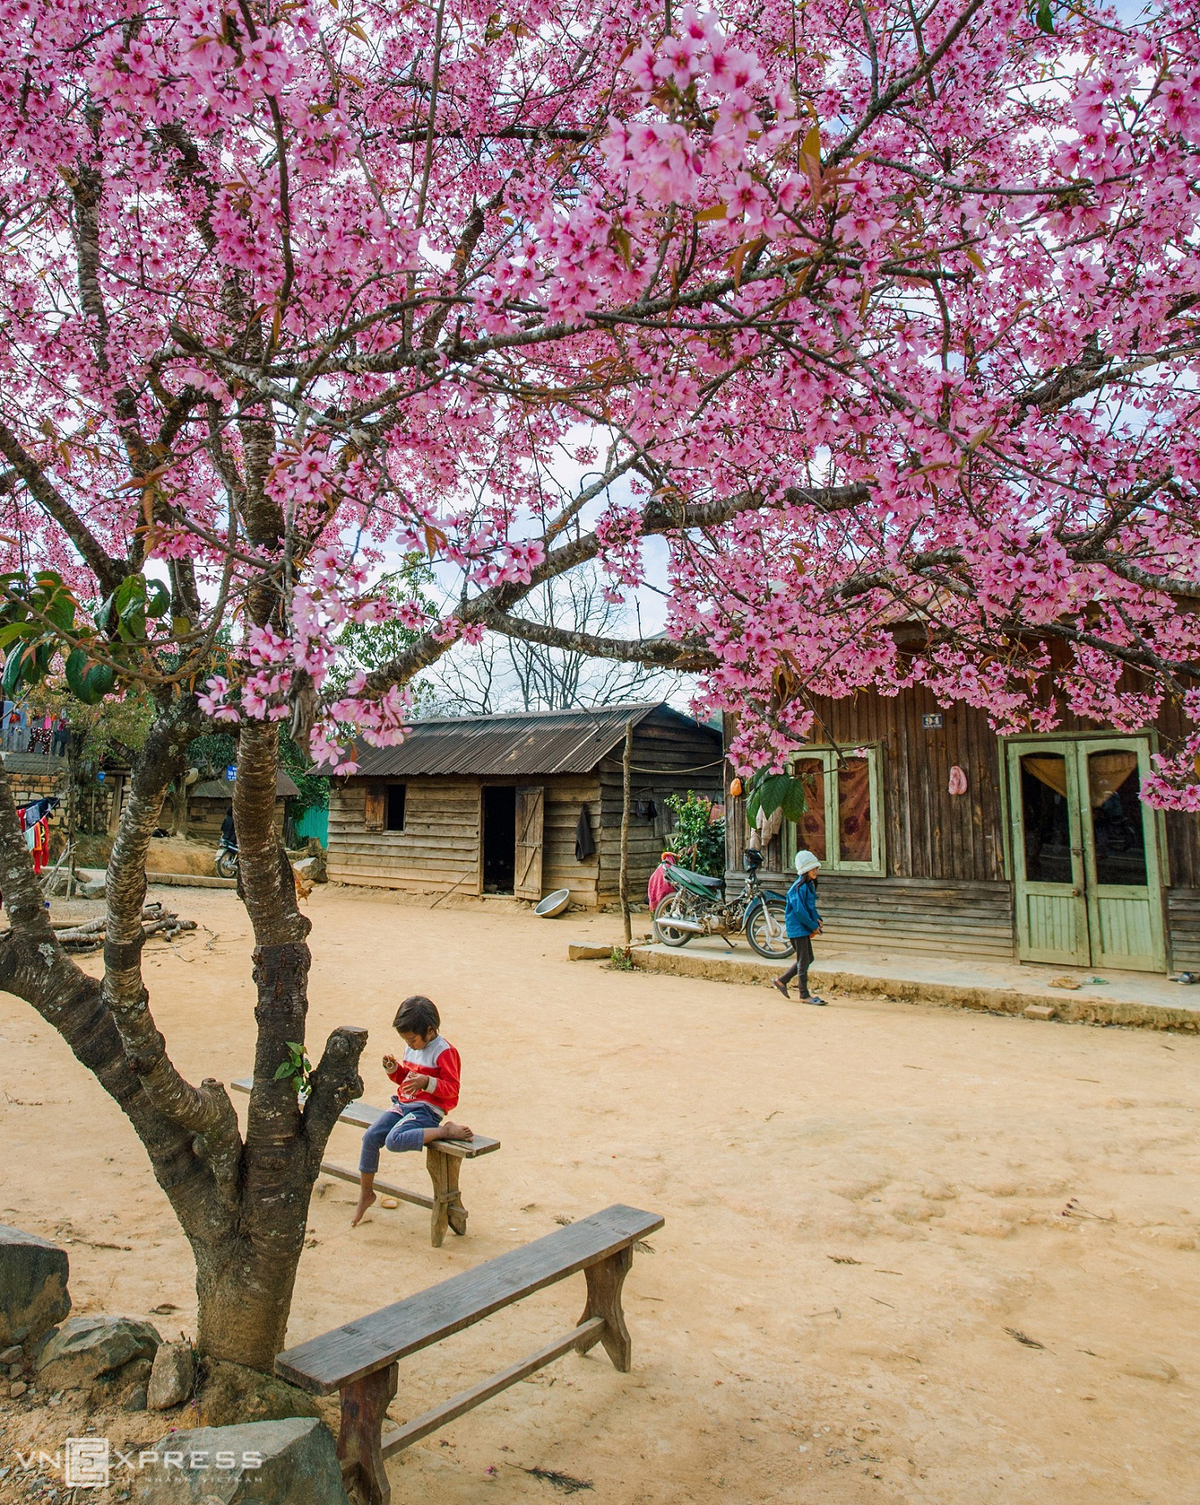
[794,849,820,876]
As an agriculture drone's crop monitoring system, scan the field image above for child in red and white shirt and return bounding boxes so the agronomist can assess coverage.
[352,995,472,1227]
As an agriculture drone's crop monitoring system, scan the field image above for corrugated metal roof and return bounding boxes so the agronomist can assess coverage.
[192,771,299,800]
[333,701,719,779]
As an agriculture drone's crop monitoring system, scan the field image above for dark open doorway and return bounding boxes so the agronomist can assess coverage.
[482,785,516,893]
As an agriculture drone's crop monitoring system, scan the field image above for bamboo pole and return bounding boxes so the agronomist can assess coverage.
[619,720,633,951]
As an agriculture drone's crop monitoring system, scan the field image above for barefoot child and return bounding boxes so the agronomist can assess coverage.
[352,995,472,1227]
[774,850,827,1006]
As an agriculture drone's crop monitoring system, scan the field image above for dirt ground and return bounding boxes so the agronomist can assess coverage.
[1,885,1198,1504]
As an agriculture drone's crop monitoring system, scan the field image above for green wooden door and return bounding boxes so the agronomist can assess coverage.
[1006,737,1165,972]
[1007,741,1090,965]
[1077,738,1165,973]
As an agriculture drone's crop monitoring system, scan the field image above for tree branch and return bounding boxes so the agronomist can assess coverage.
[0,417,124,594]
[485,610,718,669]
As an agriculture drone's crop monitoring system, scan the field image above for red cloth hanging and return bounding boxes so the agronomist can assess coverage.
[31,817,49,874]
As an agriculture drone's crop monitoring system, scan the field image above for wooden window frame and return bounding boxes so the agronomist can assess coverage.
[784,745,886,876]
[385,783,407,833]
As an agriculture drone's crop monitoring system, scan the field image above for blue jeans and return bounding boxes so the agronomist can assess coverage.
[359,1103,441,1173]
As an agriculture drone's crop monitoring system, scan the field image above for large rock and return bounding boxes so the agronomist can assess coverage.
[148,1340,196,1410]
[36,1315,160,1393]
[135,1418,351,1504]
[0,1225,70,1347]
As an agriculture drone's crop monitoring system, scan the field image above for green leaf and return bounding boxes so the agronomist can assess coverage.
[41,585,77,634]
[779,777,809,824]
[2,641,36,698]
[1035,0,1054,32]
[0,621,35,651]
[145,580,171,619]
[64,646,91,699]
[756,773,793,818]
[94,592,115,631]
[273,1062,295,1080]
[81,663,116,704]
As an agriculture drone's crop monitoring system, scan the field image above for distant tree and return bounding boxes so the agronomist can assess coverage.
[429,567,676,714]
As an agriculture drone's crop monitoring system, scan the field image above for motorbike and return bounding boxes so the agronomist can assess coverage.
[652,847,791,959]
[215,838,239,880]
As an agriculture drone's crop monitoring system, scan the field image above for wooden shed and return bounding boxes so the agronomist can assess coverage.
[186,771,298,840]
[326,702,724,907]
[725,684,1200,976]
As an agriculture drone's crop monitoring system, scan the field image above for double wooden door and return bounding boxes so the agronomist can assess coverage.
[1005,737,1165,972]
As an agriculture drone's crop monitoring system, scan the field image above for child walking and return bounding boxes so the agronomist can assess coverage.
[352,995,472,1227]
[774,850,826,1005]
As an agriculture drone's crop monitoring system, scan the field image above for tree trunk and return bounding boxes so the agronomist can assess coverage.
[0,703,366,1378]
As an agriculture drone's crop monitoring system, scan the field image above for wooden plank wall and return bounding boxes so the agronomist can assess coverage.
[188,797,285,841]
[726,686,1200,967]
[328,775,606,906]
[725,691,1012,958]
[816,875,1015,960]
[596,712,724,900]
[542,778,601,907]
[328,780,480,892]
[725,689,1005,884]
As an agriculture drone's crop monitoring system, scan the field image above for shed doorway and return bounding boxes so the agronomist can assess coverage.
[482,786,516,893]
[1005,736,1166,971]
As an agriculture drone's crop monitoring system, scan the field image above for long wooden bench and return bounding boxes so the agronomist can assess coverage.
[230,1077,500,1247]
[276,1203,664,1505]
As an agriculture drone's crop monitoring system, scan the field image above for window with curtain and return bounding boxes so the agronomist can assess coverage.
[784,747,884,874]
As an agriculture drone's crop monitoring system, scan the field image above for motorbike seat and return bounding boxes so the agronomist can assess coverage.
[671,867,722,889]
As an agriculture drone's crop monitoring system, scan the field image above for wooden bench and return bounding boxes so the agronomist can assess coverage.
[230,1077,500,1247]
[276,1204,662,1505]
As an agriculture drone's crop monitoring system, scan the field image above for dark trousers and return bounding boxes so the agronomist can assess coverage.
[780,936,814,996]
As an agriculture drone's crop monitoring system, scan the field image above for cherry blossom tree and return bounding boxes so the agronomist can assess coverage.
[0,0,1197,1378]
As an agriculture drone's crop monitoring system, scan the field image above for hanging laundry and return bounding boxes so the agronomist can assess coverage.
[31,816,49,874]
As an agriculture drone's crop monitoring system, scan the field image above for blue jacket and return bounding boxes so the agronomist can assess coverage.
[784,876,821,938]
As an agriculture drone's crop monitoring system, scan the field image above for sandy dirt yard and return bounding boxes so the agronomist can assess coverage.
[1,885,1198,1504]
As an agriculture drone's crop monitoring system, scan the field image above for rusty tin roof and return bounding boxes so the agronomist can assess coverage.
[331,701,720,779]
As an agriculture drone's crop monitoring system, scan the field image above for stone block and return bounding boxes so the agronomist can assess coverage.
[0,1225,70,1348]
[1023,1004,1057,1020]
[135,1418,351,1504]
[147,1340,195,1411]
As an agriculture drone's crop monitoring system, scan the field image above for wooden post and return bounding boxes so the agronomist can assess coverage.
[338,1362,398,1505]
[619,720,633,951]
[578,1245,634,1371]
[65,729,79,900]
[426,1144,467,1246]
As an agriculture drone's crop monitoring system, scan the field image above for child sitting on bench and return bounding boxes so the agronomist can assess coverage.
[352,995,472,1227]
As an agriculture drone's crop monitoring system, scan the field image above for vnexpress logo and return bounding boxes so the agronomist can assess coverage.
[64,1438,109,1489]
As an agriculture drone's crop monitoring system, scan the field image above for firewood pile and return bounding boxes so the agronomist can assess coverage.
[51,901,198,954]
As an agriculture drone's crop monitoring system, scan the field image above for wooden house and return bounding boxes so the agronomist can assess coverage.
[186,771,298,841]
[326,702,724,907]
[724,686,1200,976]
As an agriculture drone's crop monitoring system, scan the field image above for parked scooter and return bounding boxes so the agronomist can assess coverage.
[215,838,239,880]
[652,848,790,958]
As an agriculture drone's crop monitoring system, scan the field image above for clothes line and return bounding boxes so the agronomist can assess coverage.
[622,757,728,774]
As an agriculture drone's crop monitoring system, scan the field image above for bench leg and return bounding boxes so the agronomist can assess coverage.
[338,1362,398,1505]
[578,1245,633,1372]
[426,1146,467,1247]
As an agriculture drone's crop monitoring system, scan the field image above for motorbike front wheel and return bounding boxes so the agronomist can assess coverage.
[653,892,695,947]
[745,898,792,959]
[215,848,239,880]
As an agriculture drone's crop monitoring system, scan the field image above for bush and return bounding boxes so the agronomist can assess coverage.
[664,791,725,878]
